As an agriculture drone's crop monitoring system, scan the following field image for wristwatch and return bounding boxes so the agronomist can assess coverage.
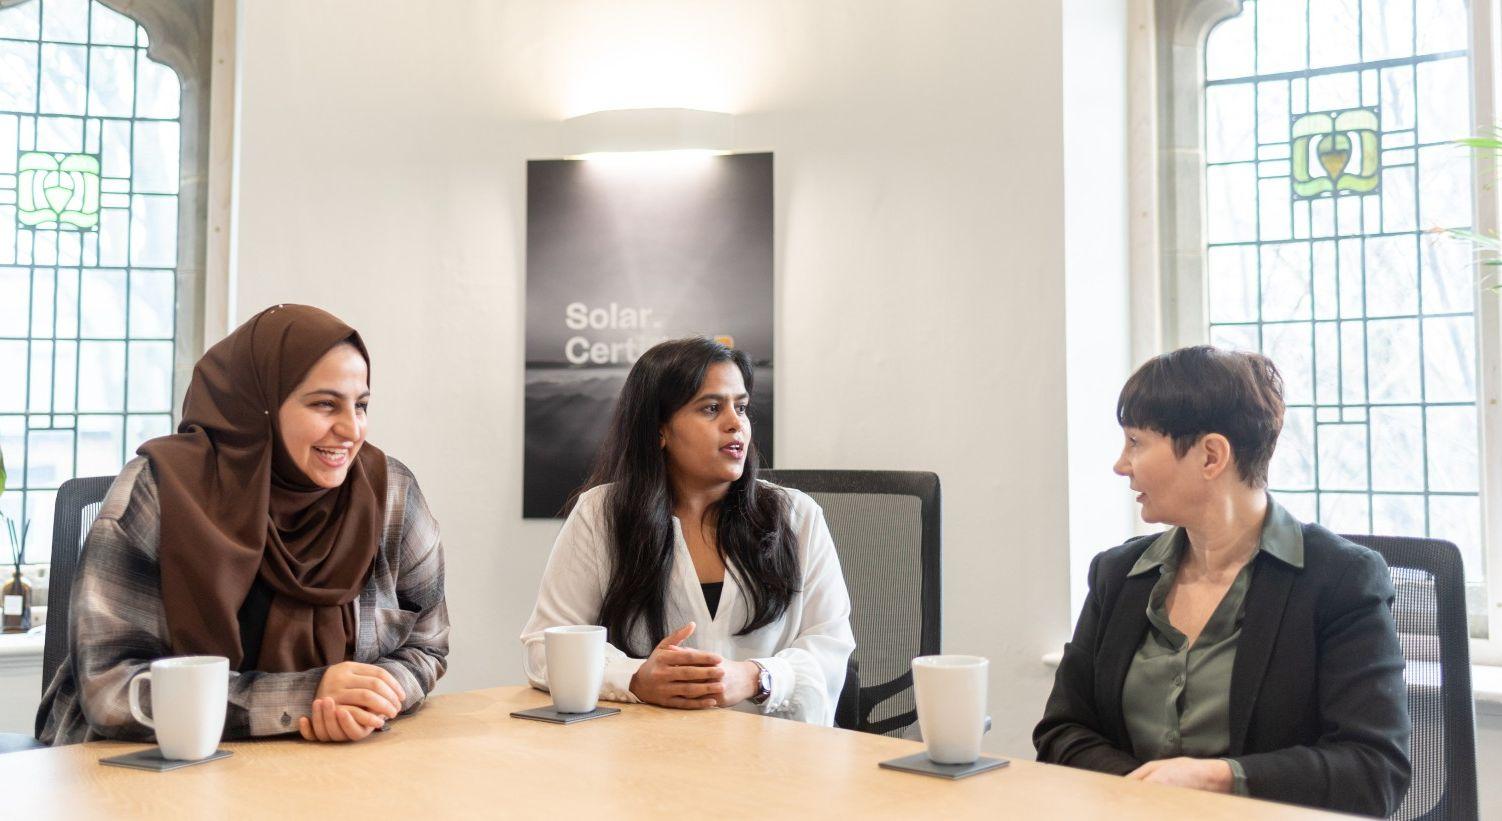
[749,660,772,705]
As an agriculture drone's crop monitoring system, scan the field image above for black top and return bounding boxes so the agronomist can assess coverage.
[701,582,723,619]
[235,577,274,672]
[1033,521,1412,817]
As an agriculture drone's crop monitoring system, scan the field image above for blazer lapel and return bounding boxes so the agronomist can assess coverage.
[1228,555,1297,754]
[1097,573,1155,746]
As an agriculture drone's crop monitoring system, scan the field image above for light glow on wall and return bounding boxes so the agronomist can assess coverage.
[570,149,728,164]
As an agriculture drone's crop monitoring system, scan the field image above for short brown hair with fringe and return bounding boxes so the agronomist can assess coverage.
[1116,346,1286,487]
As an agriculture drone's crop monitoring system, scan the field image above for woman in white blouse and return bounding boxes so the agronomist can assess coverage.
[521,337,855,725]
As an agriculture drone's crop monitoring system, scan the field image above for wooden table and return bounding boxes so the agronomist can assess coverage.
[2,685,1341,819]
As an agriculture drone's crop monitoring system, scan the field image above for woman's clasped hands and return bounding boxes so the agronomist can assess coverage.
[298,661,408,743]
[628,622,761,709]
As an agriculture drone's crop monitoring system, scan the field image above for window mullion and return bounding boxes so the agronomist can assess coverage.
[1469,0,1502,662]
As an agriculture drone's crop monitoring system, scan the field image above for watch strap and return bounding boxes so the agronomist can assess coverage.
[749,660,772,705]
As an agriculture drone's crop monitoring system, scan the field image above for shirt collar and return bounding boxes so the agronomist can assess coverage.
[1258,493,1305,567]
[1128,527,1183,577]
[1127,492,1305,577]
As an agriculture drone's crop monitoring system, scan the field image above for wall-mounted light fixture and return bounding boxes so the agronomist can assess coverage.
[560,107,735,161]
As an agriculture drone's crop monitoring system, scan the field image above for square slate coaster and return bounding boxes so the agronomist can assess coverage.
[510,705,621,725]
[878,752,1009,780]
[100,748,233,772]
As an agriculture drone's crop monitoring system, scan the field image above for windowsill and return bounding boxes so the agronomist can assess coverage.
[0,631,45,673]
[1039,652,1502,717]
[1473,664,1502,717]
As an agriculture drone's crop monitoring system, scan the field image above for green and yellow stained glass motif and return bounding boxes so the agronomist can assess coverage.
[1290,108,1380,199]
[0,0,185,566]
[16,151,101,230]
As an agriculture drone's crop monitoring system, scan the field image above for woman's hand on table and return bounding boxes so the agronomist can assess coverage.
[629,622,727,709]
[298,661,407,742]
[1125,757,1233,793]
[712,660,762,708]
[298,697,385,742]
[316,661,406,718]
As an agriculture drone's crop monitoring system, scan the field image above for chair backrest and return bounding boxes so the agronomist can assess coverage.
[761,470,939,735]
[40,476,115,700]
[1340,534,1478,821]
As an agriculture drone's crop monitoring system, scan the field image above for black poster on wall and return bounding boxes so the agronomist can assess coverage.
[523,152,774,519]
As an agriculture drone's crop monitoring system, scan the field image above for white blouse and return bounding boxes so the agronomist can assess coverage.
[520,482,855,726]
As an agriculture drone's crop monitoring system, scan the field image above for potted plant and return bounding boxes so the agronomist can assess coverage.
[0,445,32,633]
[1445,131,1502,291]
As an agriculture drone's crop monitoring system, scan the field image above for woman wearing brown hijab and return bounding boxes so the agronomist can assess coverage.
[38,305,450,745]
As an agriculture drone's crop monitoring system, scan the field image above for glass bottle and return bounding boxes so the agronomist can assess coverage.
[1,569,30,633]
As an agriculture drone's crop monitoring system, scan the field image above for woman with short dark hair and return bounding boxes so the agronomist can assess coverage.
[520,337,854,724]
[1035,345,1410,816]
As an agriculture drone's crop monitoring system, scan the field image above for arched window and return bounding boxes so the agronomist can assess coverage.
[1154,0,1495,649]
[0,0,210,566]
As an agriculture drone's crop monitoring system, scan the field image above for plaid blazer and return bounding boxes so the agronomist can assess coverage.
[38,455,450,744]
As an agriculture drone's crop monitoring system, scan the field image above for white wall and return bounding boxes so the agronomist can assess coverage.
[231,0,1083,757]
[1063,0,1136,617]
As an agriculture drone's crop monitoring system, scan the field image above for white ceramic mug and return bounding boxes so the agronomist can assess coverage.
[128,655,229,761]
[545,625,606,713]
[912,655,989,764]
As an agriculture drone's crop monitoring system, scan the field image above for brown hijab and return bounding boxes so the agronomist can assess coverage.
[138,304,387,673]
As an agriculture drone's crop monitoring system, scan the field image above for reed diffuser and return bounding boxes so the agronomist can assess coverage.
[0,446,32,634]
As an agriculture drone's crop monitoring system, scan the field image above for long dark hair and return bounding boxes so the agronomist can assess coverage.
[573,337,800,657]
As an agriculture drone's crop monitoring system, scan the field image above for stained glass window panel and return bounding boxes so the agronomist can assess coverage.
[1423,237,1474,312]
[18,151,100,229]
[0,2,38,39]
[1308,0,1359,69]
[1203,1,1484,606]
[126,341,172,412]
[88,45,135,118]
[0,0,182,565]
[129,268,174,338]
[135,50,179,119]
[1291,109,1380,198]
[1416,0,1470,53]
[73,413,120,476]
[38,44,86,115]
[1364,0,1416,61]
[132,121,179,194]
[87,3,133,46]
[1207,84,1256,162]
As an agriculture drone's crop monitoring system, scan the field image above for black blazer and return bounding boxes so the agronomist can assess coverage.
[1034,523,1411,817]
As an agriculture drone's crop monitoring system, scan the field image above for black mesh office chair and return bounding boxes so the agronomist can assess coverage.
[1342,534,1479,821]
[40,476,115,701]
[761,470,940,736]
[0,476,113,753]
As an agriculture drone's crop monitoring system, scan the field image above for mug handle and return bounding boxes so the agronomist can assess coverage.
[128,672,154,729]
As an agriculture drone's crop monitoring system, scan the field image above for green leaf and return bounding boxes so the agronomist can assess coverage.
[1456,137,1502,150]
[0,444,6,498]
[1447,227,1502,249]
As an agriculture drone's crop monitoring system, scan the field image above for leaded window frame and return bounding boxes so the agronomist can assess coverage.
[1150,0,1502,664]
[0,0,212,568]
